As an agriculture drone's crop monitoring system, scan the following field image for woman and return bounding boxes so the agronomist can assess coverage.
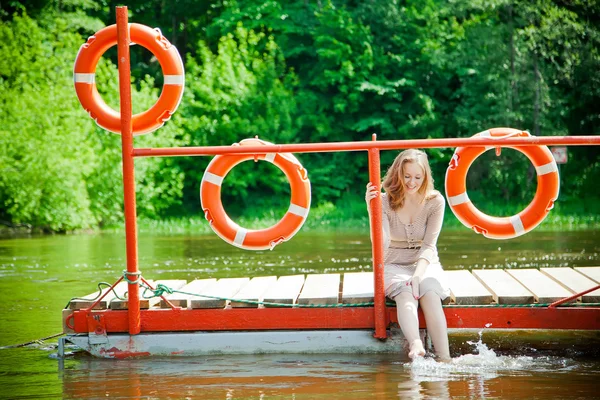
[366,149,451,361]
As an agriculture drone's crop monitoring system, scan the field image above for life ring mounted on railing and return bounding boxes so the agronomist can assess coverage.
[445,128,560,239]
[200,138,311,250]
[73,23,185,135]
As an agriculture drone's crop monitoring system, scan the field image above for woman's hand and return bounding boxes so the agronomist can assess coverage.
[409,261,428,300]
[408,275,420,300]
[365,182,379,208]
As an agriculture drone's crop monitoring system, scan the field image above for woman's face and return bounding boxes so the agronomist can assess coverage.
[401,161,425,195]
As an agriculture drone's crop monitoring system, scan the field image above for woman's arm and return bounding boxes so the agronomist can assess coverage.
[417,193,445,265]
[411,193,445,299]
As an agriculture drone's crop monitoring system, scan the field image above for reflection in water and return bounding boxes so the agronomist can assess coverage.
[61,354,395,399]
[58,344,600,400]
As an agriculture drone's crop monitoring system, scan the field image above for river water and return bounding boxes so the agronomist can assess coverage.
[0,229,599,399]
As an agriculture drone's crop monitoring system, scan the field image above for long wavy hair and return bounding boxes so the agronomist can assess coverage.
[382,149,435,210]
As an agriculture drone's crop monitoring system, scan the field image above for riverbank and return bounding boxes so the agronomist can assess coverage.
[125,199,600,234]
[2,198,599,237]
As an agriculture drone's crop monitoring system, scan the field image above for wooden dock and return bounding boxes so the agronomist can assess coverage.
[67,266,600,312]
[61,266,600,358]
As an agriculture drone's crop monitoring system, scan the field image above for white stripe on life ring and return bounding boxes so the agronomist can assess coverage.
[448,192,470,206]
[480,131,493,151]
[203,172,224,186]
[74,73,95,83]
[264,153,276,163]
[234,228,247,247]
[288,203,309,218]
[164,75,185,85]
[535,161,558,176]
[510,215,525,236]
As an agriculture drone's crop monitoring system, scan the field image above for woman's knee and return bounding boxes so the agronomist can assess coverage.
[394,291,418,312]
[420,291,438,300]
[419,291,442,307]
[395,291,416,304]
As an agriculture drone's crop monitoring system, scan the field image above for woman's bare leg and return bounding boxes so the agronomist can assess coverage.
[395,292,425,359]
[419,291,450,361]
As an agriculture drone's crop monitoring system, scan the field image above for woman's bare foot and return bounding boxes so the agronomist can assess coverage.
[408,339,426,359]
[436,354,452,363]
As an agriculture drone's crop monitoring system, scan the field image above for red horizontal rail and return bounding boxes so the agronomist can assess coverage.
[72,306,600,333]
[133,135,600,158]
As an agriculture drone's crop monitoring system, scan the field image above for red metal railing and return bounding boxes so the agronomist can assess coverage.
[116,8,140,335]
[114,7,600,337]
[132,135,600,158]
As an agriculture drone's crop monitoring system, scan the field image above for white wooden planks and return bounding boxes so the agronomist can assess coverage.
[298,274,340,305]
[445,270,493,305]
[68,267,600,313]
[542,267,600,303]
[143,280,187,308]
[230,276,278,308]
[506,269,572,303]
[342,272,374,304]
[110,280,157,310]
[575,266,600,284]
[189,277,249,309]
[262,275,305,306]
[69,281,127,310]
[472,269,534,304]
[160,278,217,308]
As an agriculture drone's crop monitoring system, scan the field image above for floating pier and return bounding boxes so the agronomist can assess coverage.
[61,266,600,358]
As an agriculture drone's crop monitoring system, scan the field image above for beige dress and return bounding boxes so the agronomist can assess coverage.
[380,191,451,301]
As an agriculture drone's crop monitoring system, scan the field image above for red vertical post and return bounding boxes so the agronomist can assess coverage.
[116,7,141,335]
[368,135,387,339]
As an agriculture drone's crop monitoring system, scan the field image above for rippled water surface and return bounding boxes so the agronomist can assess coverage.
[0,229,599,399]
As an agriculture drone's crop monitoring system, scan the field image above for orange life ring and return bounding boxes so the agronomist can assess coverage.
[200,138,311,250]
[73,23,184,135]
[445,128,560,239]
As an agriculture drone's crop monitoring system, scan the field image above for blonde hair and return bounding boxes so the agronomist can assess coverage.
[382,149,435,210]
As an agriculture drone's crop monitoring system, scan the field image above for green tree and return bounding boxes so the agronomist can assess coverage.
[2,0,599,231]
[447,0,598,211]
[177,23,298,217]
[0,9,187,230]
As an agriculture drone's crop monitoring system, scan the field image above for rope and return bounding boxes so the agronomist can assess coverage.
[64,282,127,309]
[444,302,600,308]
[142,283,173,299]
[140,282,375,307]
[0,332,64,350]
[64,271,145,309]
[136,282,600,309]
[123,270,142,285]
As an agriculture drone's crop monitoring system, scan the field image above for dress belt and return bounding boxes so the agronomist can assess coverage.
[389,242,422,250]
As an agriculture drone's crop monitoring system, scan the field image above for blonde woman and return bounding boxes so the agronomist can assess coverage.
[366,149,451,361]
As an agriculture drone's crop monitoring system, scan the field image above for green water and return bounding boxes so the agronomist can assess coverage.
[0,229,599,399]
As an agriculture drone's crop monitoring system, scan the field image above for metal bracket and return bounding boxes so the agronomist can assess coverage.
[57,336,66,358]
[87,313,109,345]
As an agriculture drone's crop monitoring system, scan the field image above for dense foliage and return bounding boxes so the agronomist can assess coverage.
[1,0,599,231]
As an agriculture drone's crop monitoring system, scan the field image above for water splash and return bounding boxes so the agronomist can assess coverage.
[406,328,576,383]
